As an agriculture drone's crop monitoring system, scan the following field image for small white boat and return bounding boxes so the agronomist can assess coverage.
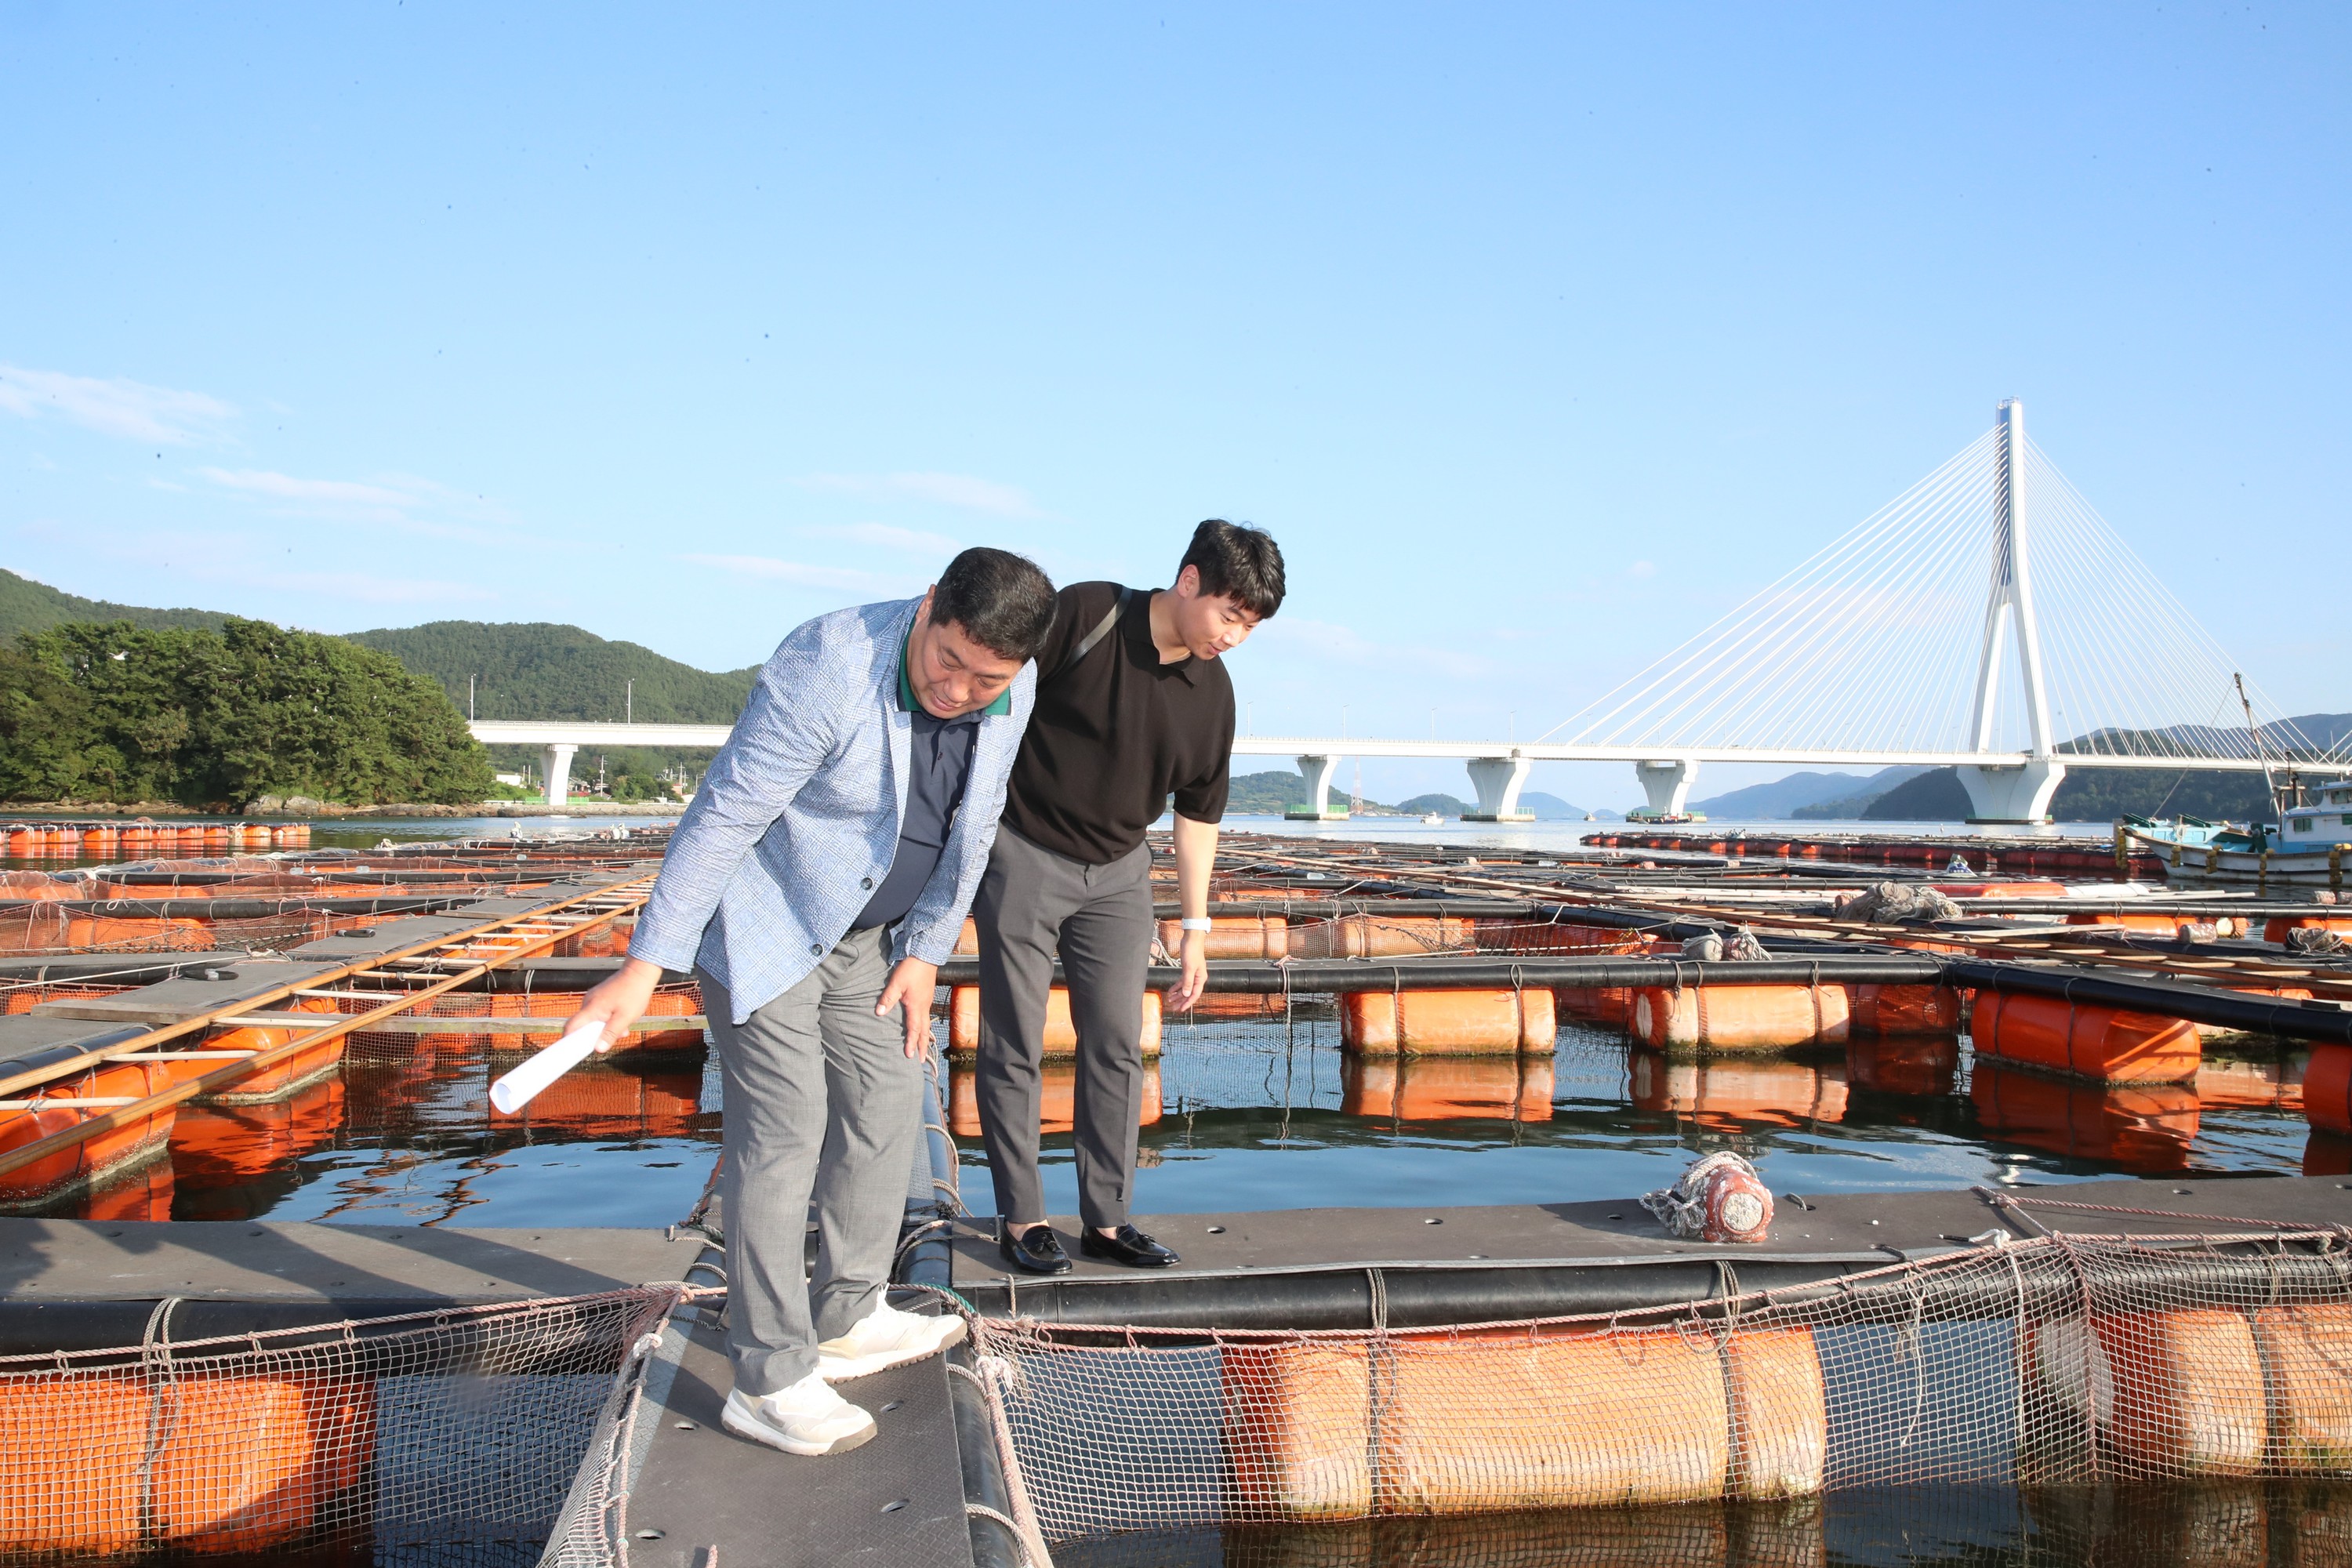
[1421,812,1444,825]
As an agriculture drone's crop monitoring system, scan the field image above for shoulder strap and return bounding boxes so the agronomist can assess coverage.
[1051,586,1133,681]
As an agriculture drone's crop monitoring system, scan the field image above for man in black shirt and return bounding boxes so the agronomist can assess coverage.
[974,520,1287,1273]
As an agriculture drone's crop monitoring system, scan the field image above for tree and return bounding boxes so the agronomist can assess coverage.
[5,619,495,807]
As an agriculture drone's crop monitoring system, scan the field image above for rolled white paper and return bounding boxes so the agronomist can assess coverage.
[489,1022,607,1115]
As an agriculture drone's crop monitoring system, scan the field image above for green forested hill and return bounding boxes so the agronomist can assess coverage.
[348,621,760,724]
[0,568,231,639]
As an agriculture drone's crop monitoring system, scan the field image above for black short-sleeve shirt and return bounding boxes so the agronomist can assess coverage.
[999,581,1234,866]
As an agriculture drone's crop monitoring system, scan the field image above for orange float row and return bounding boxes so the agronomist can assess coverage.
[1,822,310,858]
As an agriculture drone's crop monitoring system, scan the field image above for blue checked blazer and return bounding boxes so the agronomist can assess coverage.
[628,596,1036,1023]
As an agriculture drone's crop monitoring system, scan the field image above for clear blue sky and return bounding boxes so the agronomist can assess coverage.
[5,4,2344,808]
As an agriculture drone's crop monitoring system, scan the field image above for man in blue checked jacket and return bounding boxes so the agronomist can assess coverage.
[564,547,1055,1458]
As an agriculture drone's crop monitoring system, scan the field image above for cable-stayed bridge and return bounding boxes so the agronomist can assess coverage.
[475,401,2345,819]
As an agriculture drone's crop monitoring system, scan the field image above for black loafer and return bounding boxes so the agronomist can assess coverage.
[998,1223,1073,1276]
[1080,1224,1181,1269]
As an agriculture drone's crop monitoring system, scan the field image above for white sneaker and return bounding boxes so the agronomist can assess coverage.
[720,1372,877,1456]
[815,1300,968,1381]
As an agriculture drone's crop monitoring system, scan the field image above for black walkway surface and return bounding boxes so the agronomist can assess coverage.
[943,1174,2352,1327]
[627,1310,973,1568]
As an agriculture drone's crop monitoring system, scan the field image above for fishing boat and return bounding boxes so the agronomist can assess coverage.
[2124,779,2352,889]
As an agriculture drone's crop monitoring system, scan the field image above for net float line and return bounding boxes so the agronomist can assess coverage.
[0,875,657,1184]
[1229,843,2352,1004]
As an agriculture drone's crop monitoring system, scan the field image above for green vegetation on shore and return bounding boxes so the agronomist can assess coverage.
[1,619,491,808]
[350,620,758,724]
[0,568,233,640]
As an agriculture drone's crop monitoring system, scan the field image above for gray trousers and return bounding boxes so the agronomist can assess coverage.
[700,925,920,1397]
[973,827,1155,1230]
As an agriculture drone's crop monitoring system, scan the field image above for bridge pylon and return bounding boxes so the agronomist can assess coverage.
[1956,397,2067,825]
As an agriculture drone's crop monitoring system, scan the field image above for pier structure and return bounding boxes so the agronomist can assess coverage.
[472,402,2342,822]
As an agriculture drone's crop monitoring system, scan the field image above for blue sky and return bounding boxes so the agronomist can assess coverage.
[4,4,2344,808]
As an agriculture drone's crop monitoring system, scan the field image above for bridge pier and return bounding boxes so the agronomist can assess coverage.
[1463,755,1534,822]
[1633,757,1700,818]
[1286,753,1348,821]
[1956,759,2065,826]
[540,743,579,808]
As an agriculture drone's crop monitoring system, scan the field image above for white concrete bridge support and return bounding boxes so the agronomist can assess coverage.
[1464,755,1535,822]
[1956,759,2066,826]
[1286,753,1348,820]
[541,743,579,808]
[1635,758,1700,818]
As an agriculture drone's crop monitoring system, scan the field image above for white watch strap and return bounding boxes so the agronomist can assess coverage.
[1178,917,1214,933]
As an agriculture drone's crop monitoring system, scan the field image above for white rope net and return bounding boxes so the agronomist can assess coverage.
[974,1226,2352,1552]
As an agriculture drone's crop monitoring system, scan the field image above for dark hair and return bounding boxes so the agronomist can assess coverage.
[1179,519,1286,619]
[931,547,1058,660]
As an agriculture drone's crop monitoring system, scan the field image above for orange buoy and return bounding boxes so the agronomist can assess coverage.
[1631,1053,1848,1131]
[481,986,704,1054]
[1341,1054,1553,1122]
[1969,989,2199,1083]
[946,985,1163,1058]
[197,996,348,1103]
[1290,915,1476,960]
[946,1060,1162,1138]
[1338,988,1555,1055]
[1630,985,1851,1051]
[1223,1323,1825,1518]
[1556,984,1635,1027]
[1971,1065,2198,1172]
[0,1059,182,1208]
[1156,914,1287,959]
[0,1372,376,1555]
[1849,984,1961,1037]
[1177,992,1294,1022]
[1724,1328,1828,1498]
[2029,1310,2264,1476]
[2252,1304,2352,1472]
[1935,881,2067,898]
[2268,915,2352,945]
[2305,1045,2352,1134]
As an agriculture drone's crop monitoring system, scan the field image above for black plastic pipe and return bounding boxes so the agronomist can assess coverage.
[0,895,480,919]
[930,953,1949,992]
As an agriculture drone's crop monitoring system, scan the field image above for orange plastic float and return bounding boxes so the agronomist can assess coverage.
[1968,990,2200,1083]
[1630,985,1850,1051]
[1341,1054,1553,1122]
[197,996,347,1103]
[2029,1311,2264,1476]
[2252,1304,2352,1472]
[0,1373,376,1555]
[2267,915,2352,946]
[1155,914,1288,959]
[1338,989,1554,1055]
[1631,1053,1848,1131]
[1970,1065,2198,1172]
[1290,915,1476,960]
[946,1061,1162,1138]
[947,986,1164,1058]
[1223,1323,1826,1518]
[1848,984,1962,1037]
[1930,881,2067,898]
[0,1059,182,1210]
[2304,1045,2352,1134]
[478,986,705,1054]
